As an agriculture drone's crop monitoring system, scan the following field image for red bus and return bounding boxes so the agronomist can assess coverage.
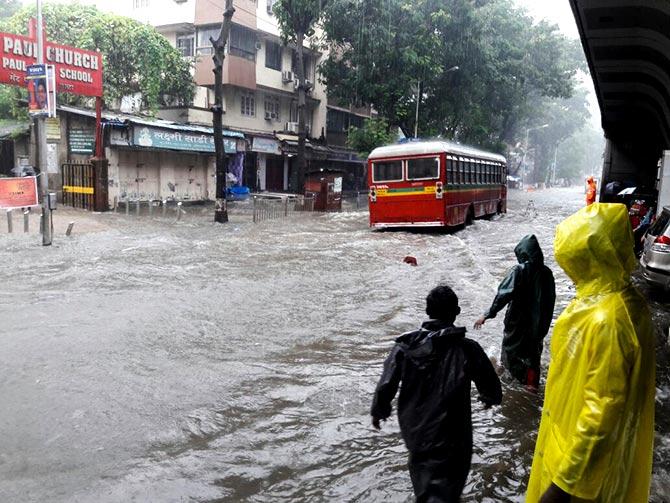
[367,141,507,228]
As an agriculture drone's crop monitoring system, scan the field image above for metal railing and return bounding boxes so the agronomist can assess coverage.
[252,194,315,223]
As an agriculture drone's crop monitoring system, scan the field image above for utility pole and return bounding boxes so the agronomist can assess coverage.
[36,0,52,245]
[211,0,235,223]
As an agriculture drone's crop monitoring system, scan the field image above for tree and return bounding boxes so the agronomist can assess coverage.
[527,85,592,184]
[320,0,584,152]
[320,0,441,135]
[1,4,194,112]
[211,0,235,224]
[274,0,328,191]
[347,117,396,158]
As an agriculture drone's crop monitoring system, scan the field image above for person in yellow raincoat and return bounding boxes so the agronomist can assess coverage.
[526,203,655,503]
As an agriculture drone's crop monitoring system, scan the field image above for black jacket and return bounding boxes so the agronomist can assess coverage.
[371,320,502,454]
[484,234,556,375]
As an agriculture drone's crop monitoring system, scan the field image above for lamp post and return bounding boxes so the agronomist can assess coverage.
[415,65,459,139]
[521,123,548,189]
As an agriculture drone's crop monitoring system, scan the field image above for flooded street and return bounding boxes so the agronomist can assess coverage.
[1,188,669,502]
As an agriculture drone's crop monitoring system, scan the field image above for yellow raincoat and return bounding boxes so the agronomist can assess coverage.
[526,203,655,502]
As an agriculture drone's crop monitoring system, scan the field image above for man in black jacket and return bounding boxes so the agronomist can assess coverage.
[474,234,555,389]
[371,285,502,502]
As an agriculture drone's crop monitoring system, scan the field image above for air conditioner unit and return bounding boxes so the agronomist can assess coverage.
[281,70,294,83]
[286,122,299,133]
[255,41,262,51]
[293,79,299,90]
[304,79,313,90]
[265,111,273,121]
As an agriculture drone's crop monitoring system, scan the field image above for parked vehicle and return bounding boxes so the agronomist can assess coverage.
[640,206,670,289]
[367,140,507,229]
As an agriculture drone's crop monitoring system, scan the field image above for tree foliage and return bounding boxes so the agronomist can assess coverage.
[0,4,194,111]
[347,117,396,158]
[320,0,586,152]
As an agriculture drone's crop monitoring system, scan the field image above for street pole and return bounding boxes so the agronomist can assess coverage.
[521,123,548,189]
[414,79,420,139]
[36,0,52,245]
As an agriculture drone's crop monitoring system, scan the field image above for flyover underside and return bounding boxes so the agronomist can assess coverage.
[570,0,670,196]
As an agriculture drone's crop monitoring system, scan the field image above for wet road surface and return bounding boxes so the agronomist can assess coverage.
[1,188,668,502]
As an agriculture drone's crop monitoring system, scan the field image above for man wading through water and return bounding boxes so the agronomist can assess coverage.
[474,234,555,389]
[371,285,502,502]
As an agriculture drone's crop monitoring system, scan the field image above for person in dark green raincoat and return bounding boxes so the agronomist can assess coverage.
[474,234,555,388]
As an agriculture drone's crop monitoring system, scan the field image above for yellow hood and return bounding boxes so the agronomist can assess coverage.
[554,203,636,296]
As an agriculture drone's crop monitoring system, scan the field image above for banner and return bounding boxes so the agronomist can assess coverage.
[1,31,103,97]
[0,176,39,209]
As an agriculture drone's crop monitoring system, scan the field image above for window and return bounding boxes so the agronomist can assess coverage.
[176,34,194,57]
[457,159,463,184]
[196,26,219,55]
[447,159,455,185]
[230,24,257,61]
[267,0,278,15]
[407,157,439,180]
[265,40,281,71]
[372,161,403,182]
[134,0,149,7]
[241,91,255,117]
[264,96,280,121]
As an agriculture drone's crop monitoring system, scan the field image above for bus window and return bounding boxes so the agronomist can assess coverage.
[372,160,403,182]
[486,164,491,184]
[447,159,454,185]
[407,157,439,180]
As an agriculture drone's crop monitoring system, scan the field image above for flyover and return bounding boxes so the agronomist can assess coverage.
[569,0,670,202]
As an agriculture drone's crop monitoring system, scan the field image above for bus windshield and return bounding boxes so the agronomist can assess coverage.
[372,160,403,182]
[407,157,439,180]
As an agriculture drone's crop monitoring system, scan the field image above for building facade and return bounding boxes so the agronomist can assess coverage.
[94,0,370,195]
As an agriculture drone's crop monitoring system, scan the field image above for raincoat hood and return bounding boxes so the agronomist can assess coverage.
[554,203,636,297]
[396,320,466,362]
[514,234,544,265]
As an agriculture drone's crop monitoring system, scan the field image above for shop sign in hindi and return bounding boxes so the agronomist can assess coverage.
[0,176,38,208]
[133,126,237,153]
[69,128,95,154]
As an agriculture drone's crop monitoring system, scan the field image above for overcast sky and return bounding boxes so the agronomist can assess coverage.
[515,0,579,38]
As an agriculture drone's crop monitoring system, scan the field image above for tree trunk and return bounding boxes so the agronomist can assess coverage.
[295,30,307,194]
[211,0,235,223]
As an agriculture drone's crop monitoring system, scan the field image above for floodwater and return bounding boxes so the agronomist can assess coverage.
[1,188,668,502]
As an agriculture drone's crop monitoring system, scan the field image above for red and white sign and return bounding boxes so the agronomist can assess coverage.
[0,177,39,209]
[1,31,103,97]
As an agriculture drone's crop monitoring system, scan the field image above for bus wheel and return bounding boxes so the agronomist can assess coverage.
[465,206,475,226]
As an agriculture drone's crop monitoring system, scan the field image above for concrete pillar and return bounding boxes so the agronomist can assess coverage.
[656,151,670,216]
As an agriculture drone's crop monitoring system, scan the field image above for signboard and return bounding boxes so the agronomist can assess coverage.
[133,126,237,154]
[1,31,103,97]
[0,176,38,208]
[252,137,281,155]
[69,128,95,154]
[26,64,56,116]
[45,117,61,141]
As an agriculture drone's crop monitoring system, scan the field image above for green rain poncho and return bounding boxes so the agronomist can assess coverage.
[526,203,655,502]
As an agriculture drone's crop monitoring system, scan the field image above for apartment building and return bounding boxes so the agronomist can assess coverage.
[101,0,370,194]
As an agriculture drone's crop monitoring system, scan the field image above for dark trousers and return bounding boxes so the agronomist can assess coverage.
[408,447,471,503]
